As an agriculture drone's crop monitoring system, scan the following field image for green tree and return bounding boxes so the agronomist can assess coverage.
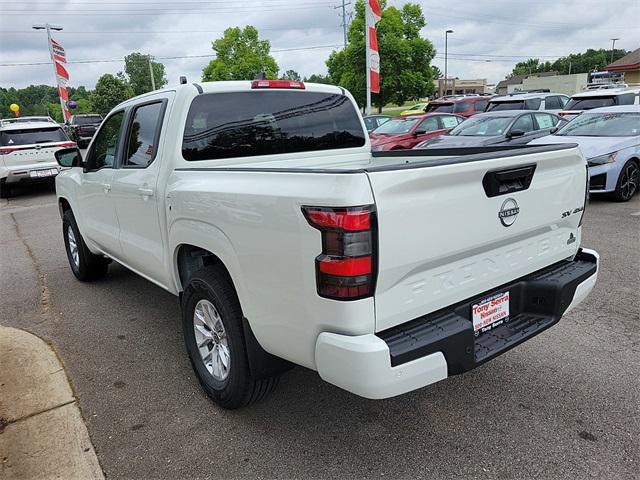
[303,73,332,84]
[90,74,134,116]
[281,69,301,81]
[124,52,168,95]
[202,26,278,81]
[511,48,628,76]
[326,1,436,111]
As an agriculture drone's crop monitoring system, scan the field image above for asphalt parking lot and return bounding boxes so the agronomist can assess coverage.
[1,183,638,480]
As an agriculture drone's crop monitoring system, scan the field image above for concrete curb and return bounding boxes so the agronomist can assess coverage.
[0,326,104,480]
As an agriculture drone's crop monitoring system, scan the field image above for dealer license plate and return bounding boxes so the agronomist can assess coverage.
[472,291,510,336]
[29,168,58,178]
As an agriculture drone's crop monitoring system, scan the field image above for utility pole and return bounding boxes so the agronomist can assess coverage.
[32,23,65,121]
[365,22,371,114]
[610,38,619,65]
[148,56,156,91]
[334,0,351,48]
[444,30,453,95]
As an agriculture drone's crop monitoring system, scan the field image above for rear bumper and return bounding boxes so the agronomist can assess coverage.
[1,164,60,184]
[315,248,599,399]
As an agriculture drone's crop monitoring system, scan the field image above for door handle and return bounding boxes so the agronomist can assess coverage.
[101,183,111,192]
[137,187,154,197]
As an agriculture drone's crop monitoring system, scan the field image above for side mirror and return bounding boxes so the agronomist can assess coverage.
[550,126,559,134]
[414,129,427,136]
[507,129,525,139]
[55,147,83,168]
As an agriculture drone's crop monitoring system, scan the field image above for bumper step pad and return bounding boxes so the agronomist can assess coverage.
[377,250,598,374]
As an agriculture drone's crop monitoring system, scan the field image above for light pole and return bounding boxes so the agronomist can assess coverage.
[444,29,453,96]
[32,23,65,121]
[610,38,619,64]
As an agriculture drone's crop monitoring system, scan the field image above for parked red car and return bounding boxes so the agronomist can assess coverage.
[425,95,490,118]
[370,113,465,151]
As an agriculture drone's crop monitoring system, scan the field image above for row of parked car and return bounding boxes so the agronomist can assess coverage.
[0,113,102,198]
[365,87,640,202]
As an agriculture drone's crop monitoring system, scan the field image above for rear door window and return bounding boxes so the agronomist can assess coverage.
[534,113,557,130]
[565,96,616,110]
[524,98,542,110]
[123,101,165,168]
[487,101,525,111]
[475,99,488,111]
[510,114,535,133]
[182,91,365,161]
[0,127,67,146]
[453,101,471,114]
[544,96,561,110]
[426,103,454,113]
[417,117,440,132]
[617,92,636,105]
[440,116,461,129]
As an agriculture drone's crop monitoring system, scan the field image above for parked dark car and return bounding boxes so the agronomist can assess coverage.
[363,115,392,132]
[424,95,490,118]
[413,110,566,148]
[370,113,465,151]
[64,114,103,148]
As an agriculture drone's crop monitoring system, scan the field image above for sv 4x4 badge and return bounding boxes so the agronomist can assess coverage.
[498,198,519,227]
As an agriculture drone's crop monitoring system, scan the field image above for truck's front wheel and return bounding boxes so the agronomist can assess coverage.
[62,210,109,281]
[182,265,278,409]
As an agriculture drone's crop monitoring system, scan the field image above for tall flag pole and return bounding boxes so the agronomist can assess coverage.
[47,26,70,122]
[365,0,382,114]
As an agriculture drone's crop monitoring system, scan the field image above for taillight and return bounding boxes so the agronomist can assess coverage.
[58,142,77,148]
[251,80,305,89]
[303,205,377,301]
[0,147,17,155]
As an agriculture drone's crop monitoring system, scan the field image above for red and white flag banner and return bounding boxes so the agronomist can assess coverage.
[50,36,70,121]
[366,0,382,93]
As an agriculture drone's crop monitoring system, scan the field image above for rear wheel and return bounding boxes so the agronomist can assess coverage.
[182,264,279,409]
[0,181,10,199]
[62,209,109,281]
[613,160,639,202]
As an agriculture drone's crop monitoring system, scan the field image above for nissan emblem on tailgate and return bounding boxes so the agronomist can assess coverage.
[498,198,519,227]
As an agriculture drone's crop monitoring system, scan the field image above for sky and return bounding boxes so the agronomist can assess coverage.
[0,0,639,90]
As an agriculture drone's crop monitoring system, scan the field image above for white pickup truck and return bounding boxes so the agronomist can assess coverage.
[55,80,599,409]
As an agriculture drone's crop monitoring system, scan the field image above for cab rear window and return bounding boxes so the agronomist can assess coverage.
[0,127,67,146]
[182,91,365,161]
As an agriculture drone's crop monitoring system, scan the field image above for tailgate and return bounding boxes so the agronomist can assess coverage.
[368,145,587,331]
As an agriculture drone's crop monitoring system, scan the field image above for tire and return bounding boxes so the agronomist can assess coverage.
[0,181,10,199]
[612,160,639,202]
[182,265,279,409]
[62,209,109,281]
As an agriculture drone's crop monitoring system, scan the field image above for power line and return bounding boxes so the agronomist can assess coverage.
[0,45,344,67]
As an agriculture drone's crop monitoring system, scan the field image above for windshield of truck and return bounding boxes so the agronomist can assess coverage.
[372,118,420,134]
[555,112,640,137]
[182,91,365,161]
[426,103,454,113]
[0,127,67,146]
[75,115,102,125]
[449,116,513,136]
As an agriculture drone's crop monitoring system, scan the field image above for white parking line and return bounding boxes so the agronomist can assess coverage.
[631,211,640,216]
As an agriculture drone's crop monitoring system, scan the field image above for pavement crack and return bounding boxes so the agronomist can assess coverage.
[9,213,51,318]
[0,400,76,432]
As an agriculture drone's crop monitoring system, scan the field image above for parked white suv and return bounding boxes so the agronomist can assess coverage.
[54,80,599,409]
[0,119,75,198]
[487,92,570,114]
[560,88,640,120]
